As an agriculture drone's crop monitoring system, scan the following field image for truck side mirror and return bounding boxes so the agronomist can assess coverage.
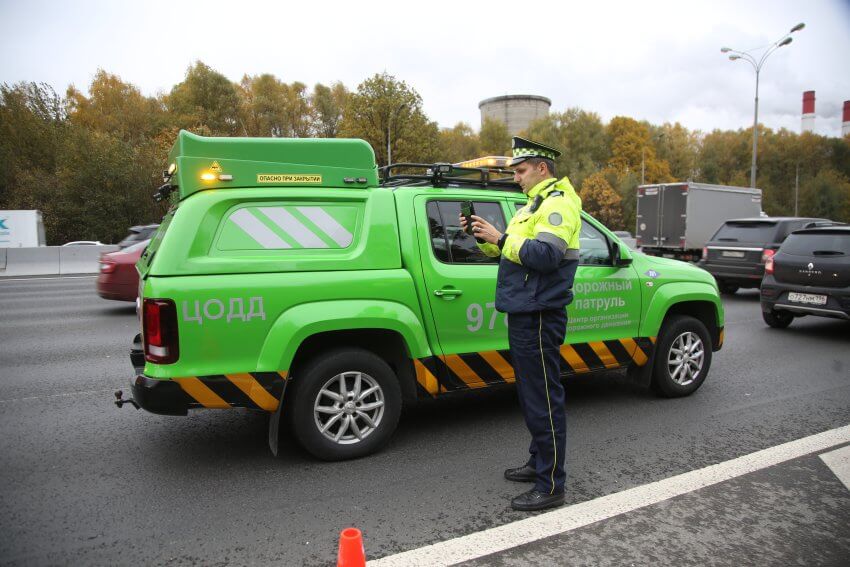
[613,242,633,267]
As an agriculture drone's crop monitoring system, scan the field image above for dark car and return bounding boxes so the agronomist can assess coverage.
[97,239,149,301]
[700,217,828,294]
[760,225,850,327]
[117,224,159,249]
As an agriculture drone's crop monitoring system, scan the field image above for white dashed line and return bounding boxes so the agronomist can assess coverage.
[370,425,850,567]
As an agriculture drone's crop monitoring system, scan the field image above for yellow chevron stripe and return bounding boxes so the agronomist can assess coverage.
[479,350,515,383]
[619,338,649,366]
[226,373,279,411]
[443,354,487,388]
[718,329,725,348]
[589,342,620,369]
[650,336,657,344]
[176,377,230,408]
[560,344,590,374]
[414,360,440,395]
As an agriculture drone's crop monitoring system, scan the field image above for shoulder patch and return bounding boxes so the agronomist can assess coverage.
[548,212,563,226]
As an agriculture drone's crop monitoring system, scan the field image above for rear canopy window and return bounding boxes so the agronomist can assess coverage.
[218,204,359,250]
[781,232,850,256]
[713,222,777,242]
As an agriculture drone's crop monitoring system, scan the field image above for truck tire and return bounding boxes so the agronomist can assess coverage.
[651,315,712,398]
[762,308,793,329]
[717,280,739,295]
[290,348,402,461]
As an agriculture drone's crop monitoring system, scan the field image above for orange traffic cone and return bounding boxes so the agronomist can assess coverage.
[338,527,366,567]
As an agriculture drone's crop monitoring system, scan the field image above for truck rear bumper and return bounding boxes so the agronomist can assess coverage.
[130,375,192,416]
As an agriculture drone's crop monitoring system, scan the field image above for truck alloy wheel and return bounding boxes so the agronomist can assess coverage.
[291,348,401,461]
[313,371,385,445]
[652,315,712,397]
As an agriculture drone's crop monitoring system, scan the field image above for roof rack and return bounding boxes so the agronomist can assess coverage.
[379,163,522,192]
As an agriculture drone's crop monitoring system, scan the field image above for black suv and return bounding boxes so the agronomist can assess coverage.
[760,225,850,327]
[700,217,828,294]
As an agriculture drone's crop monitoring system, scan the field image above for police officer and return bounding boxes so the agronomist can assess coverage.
[460,137,582,511]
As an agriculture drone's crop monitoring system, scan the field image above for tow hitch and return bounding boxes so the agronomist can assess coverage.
[114,390,140,409]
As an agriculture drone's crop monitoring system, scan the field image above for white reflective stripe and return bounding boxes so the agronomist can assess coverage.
[296,207,353,247]
[258,207,328,248]
[229,209,290,249]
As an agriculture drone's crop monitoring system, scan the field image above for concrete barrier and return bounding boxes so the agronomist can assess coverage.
[59,245,119,275]
[0,245,119,277]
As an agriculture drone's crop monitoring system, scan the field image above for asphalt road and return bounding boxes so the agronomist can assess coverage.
[0,276,848,566]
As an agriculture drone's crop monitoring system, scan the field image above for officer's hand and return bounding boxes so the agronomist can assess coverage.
[458,213,468,232]
[470,215,501,245]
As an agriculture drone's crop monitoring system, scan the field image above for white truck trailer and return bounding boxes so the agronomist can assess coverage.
[0,210,46,247]
[635,182,762,261]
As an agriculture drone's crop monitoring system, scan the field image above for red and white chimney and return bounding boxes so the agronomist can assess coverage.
[801,91,815,133]
[843,101,850,137]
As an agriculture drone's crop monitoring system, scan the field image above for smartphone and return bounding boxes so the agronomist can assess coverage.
[461,201,475,235]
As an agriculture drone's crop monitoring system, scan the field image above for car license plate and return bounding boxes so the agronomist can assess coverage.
[787,292,827,305]
[722,250,745,258]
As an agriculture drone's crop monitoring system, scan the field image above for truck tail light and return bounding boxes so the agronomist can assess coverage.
[143,299,179,364]
[763,249,776,274]
[702,246,708,260]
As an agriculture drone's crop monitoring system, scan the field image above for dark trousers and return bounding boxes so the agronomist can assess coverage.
[508,309,567,495]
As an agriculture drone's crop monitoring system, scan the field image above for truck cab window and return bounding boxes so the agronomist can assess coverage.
[427,201,505,264]
[579,222,612,265]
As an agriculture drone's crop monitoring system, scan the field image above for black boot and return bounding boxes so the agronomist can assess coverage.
[504,464,536,482]
[510,489,565,511]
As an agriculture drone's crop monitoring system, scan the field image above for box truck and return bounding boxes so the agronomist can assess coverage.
[636,182,762,261]
[0,210,47,247]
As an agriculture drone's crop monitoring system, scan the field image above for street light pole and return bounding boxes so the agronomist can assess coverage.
[386,102,409,167]
[721,22,804,188]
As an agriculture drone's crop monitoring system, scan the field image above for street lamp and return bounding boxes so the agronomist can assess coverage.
[721,22,804,188]
[387,102,409,166]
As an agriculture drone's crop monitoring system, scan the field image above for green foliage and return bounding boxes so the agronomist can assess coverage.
[439,122,482,163]
[479,117,511,156]
[339,72,440,166]
[3,62,850,245]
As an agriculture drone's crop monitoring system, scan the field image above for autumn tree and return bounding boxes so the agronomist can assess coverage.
[479,116,511,156]
[439,122,481,163]
[607,116,672,184]
[312,82,348,138]
[339,72,440,166]
[580,171,624,229]
[167,61,240,135]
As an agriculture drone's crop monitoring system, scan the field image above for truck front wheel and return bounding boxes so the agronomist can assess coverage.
[290,348,401,461]
[651,315,713,398]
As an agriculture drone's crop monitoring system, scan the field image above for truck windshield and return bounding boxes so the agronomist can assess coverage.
[713,222,777,242]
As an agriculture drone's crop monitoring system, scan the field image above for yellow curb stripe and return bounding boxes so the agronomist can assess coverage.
[176,377,230,408]
[620,338,649,366]
[479,350,515,383]
[414,360,440,396]
[589,342,620,369]
[443,354,487,389]
[226,373,279,411]
[560,344,591,374]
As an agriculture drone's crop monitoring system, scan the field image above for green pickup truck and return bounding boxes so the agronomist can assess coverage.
[121,131,724,460]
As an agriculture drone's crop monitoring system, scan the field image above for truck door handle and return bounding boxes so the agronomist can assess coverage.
[434,288,463,298]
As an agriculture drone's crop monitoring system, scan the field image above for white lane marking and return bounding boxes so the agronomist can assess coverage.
[0,276,97,283]
[296,206,353,247]
[230,208,290,249]
[0,388,116,404]
[820,444,850,491]
[259,207,328,248]
[370,425,850,567]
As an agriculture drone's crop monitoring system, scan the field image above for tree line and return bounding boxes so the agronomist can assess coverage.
[1,61,848,244]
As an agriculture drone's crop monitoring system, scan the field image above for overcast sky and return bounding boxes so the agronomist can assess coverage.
[1,0,848,137]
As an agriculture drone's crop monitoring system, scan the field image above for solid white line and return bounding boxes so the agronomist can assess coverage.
[820,445,850,491]
[370,425,850,567]
[0,275,97,282]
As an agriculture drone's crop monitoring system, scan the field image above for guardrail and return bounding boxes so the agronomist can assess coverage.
[0,246,120,277]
